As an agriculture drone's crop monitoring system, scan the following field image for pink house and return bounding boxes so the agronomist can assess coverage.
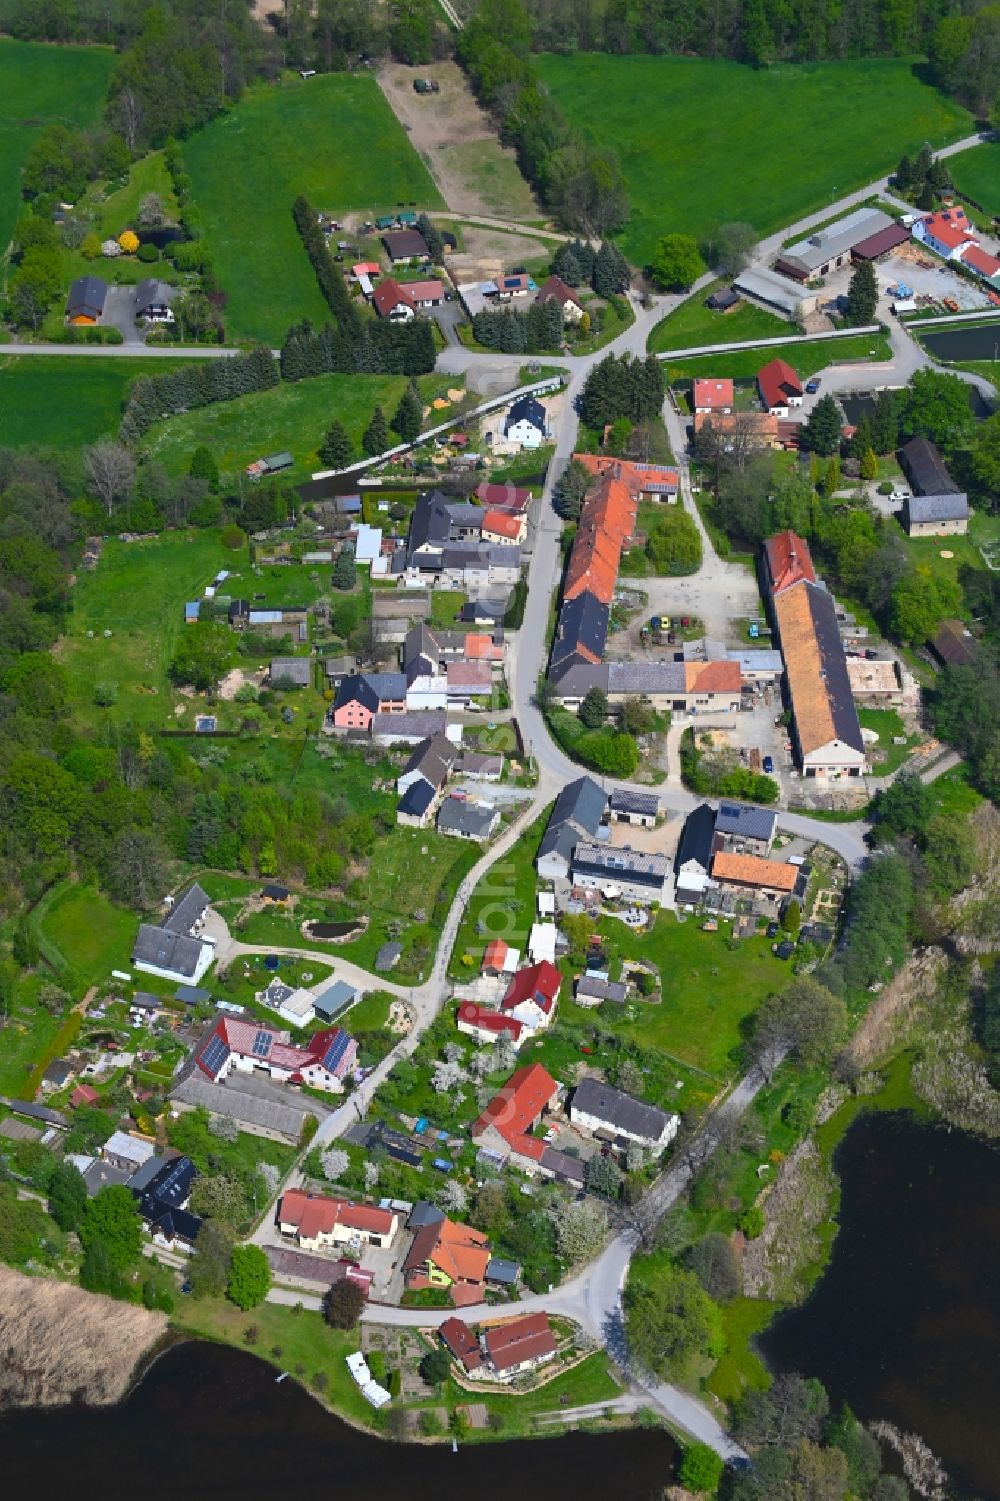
[331,672,407,729]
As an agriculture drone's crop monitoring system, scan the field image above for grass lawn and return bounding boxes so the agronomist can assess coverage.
[858,708,922,776]
[184,74,443,343]
[0,974,67,1097]
[440,1351,621,1431]
[437,138,538,220]
[706,1297,776,1403]
[948,140,1000,218]
[33,880,139,984]
[925,763,983,820]
[142,370,454,482]
[0,356,200,449]
[662,332,891,384]
[537,55,971,265]
[448,807,551,979]
[429,589,468,628]
[58,528,233,730]
[595,911,790,1079]
[0,38,114,252]
[648,283,790,354]
[88,150,180,239]
[894,508,1000,602]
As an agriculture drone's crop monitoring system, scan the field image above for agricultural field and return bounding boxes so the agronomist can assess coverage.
[536,55,971,264]
[141,370,458,481]
[0,356,199,449]
[0,38,114,252]
[184,74,443,343]
[947,140,1000,218]
[648,282,789,354]
[662,331,892,385]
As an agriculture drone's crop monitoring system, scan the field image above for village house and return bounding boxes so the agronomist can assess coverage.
[911,206,977,261]
[714,801,777,855]
[608,789,660,828]
[195,1016,357,1094]
[571,843,670,905]
[439,1316,485,1374]
[536,775,607,882]
[776,206,895,282]
[499,960,561,1031]
[455,1001,525,1050]
[381,228,430,264]
[573,453,680,503]
[675,802,717,908]
[899,437,969,536]
[471,1062,560,1173]
[403,1215,491,1304]
[535,274,585,322]
[396,779,437,828]
[132,1154,202,1251]
[845,656,905,706]
[504,395,548,448]
[757,359,803,416]
[693,409,781,449]
[437,794,499,842]
[570,1077,679,1153]
[475,481,531,513]
[332,672,408,730]
[484,1313,558,1380]
[132,883,214,985]
[692,378,734,414]
[102,1130,157,1175]
[278,1188,399,1251]
[958,242,1000,288]
[481,508,527,546]
[270,657,312,689]
[373,276,444,321]
[134,278,174,323]
[397,731,461,798]
[371,710,449,745]
[481,938,518,976]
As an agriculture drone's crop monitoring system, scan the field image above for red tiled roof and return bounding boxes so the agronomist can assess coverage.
[70,1084,99,1108]
[757,358,802,410]
[572,454,679,495]
[692,410,779,440]
[278,1188,396,1241]
[685,659,742,693]
[404,1216,490,1284]
[484,1313,557,1372]
[439,1316,483,1371]
[764,530,816,596]
[500,961,561,1015]
[482,508,523,539]
[472,1062,558,1161]
[457,1001,523,1042]
[475,482,530,511]
[198,1017,356,1080]
[961,243,1000,278]
[692,378,734,410]
[482,939,509,971]
[465,633,502,661]
[919,207,973,250]
[447,660,492,690]
[536,274,582,309]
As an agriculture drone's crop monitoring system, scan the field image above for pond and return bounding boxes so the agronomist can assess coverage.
[0,1342,677,1501]
[919,321,1000,372]
[760,1113,1000,1500]
[303,919,366,941]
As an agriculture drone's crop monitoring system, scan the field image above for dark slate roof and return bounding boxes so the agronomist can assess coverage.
[371,710,448,740]
[551,591,610,669]
[133,925,206,978]
[127,1155,170,1194]
[540,1145,586,1184]
[437,797,497,838]
[506,395,546,432]
[802,584,865,755]
[6,1099,68,1127]
[407,492,452,557]
[366,671,407,701]
[572,843,668,888]
[461,598,507,623]
[899,436,961,497]
[538,777,607,867]
[676,803,716,871]
[486,1256,520,1284]
[382,228,429,259]
[398,780,436,817]
[135,277,173,313]
[576,974,629,1004]
[334,673,380,714]
[408,1200,446,1229]
[907,493,969,524]
[549,658,609,697]
[715,802,777,842]
[404,732,459,788]
[375,942,403,971]
[163,884,210,935]
[141,1154,197,1212]
[147,1206,203,1243]
[66,274,108,316]
[175,985,211,1005]
[609,789,660,818]
[931,618,979,667]
[571,1076,673,1141]
[270,657,312,687]
[263,884,290,901]
[607,661,685,694]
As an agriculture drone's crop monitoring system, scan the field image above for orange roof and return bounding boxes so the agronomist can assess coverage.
[711,851,797,892]
[472,1062,558,1161]
[279,1189,395,1240]
[482,939,509,970]
[482,509,523,539]
[431,1218,491,1283]
[692,378,734,409]
[764,531,816,595]
[572,454,679,496]
[352,262,381,277]
[692,410,779,440]
[465,633,502,661]
[685,659,741,693]
[773,584,836,753]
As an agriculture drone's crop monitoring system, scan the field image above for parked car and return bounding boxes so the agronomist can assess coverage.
[805,378,821,394]
[762,755,774,774]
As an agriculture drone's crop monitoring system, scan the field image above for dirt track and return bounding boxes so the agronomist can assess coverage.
[377,61,540,221]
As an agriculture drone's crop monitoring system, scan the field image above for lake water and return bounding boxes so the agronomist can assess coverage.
[919,323,1000,369]
[0,1342,676,1501]
[760,1113,1000,1500]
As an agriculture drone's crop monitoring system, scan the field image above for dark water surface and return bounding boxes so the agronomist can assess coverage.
[761,1113,1000,1500]
[0,1342,676,1501]
[919,323,1000,373]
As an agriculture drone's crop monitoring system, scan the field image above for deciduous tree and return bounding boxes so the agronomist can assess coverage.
[226,1244,271,1310]
[650,233,705,290]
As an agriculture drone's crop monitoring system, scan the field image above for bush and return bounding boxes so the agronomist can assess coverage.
[221,524,246,551]
[137,242,158,263]
[678,1441,724,1494]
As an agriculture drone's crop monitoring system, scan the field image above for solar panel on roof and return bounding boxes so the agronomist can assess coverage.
[200,1035,229,1075]
[252,1029,272,1058]
[320,1032,351,1074]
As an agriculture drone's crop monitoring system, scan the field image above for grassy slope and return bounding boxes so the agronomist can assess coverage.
[661,332,892,384]
[58,528,233,729]
[0,39,114,251]
[35,881,138,982]
[948,139,1000,216]
[184,74,444,343]
[142,370,455,481]
[648,282,789,353]
[536,55,971,263]
[0,356,200,448]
